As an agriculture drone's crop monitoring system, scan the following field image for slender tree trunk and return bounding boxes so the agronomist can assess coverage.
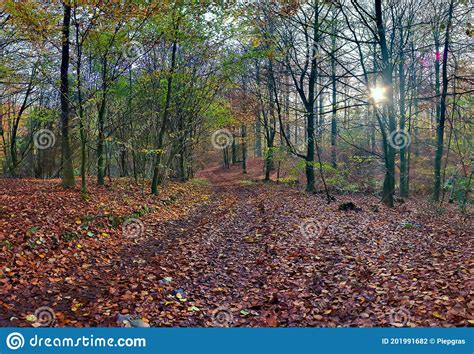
[375,0,396,207]
[318,75,324,142]
[330,17,337,168]
[411,41,420,159]
[254,61,262,158]
[433,0,454,201]
[223,147,230,169]
[406,41,417,194]
[398,22,408,198]
[242,124,247,174]
[128,67,138,183]
[74,10,87,194]
[151,37,178,195]
[434,32,441,126]
[9,71,33,176]
[284,74,290,151]
[255,120,262,157]
[178,115,186,182]
[371,42,377,153]
[264,59,276,180]
[303,3,319,193]
[305,108,316,192]
[97,57,107,186]
[60,2,75,188]
[265,131,274,181]
[231,133,237,164]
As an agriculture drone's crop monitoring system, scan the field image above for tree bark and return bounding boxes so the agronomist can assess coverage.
[151,36,178,195]
[241,124,247,174]
[330,16,337,168]
[398,21,408,198]
[73,8,87,194]
[433,0,454,201]
[97,57,107,186]
[60,2,75,188]
[375,0,396,207]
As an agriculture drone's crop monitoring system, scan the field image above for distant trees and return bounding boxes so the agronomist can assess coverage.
[0,0,472,207]
[242,0,472,206]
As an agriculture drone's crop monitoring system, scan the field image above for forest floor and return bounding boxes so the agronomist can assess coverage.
[0,159,472,327]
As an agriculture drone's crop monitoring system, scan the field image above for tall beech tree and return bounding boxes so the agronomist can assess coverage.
[433,0,455,202]
[59,1,75,188]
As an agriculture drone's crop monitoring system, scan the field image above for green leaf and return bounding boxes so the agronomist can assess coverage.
[240,309,250,316]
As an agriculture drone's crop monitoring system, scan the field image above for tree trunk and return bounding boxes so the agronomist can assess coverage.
[375,0,396,207]
[331,17,337,168]
[60,2,75,188]
[9,70,33,176]
[434,32,441,127]
[242,124,247,174]
[264,59,276,181]
[255,120,262,157]
[305,109,316,192]
[433,0,454,201]
[231,134,237,164]
[97,57,107,186]
[74,9,87,194]
[178,114,186,182]
[398,22,408,198]
[303,3,319,193]
[151,37,178,195]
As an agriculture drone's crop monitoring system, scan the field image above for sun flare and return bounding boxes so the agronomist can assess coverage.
[369,86,386,103]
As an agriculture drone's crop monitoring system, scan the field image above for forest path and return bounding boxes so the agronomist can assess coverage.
[0,166,470,327]
[114,163,471,327]
[120,164,284,326]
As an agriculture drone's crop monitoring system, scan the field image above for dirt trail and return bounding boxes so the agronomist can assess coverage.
[1,163,471,327]
[115,164,471,327]
[118,165,276,326]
